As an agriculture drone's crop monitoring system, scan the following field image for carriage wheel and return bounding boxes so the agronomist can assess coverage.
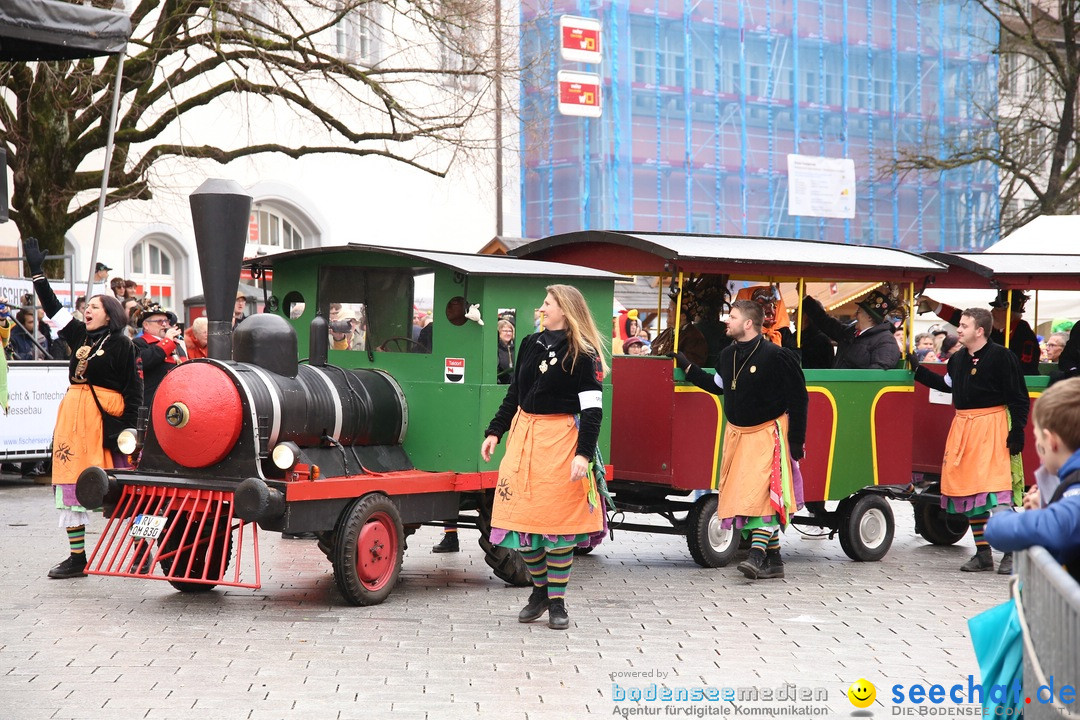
[686,494,739,568]
[838,493,894,562]
[332,493,404,606]
[476,491,531,587]
[913,482,969,546]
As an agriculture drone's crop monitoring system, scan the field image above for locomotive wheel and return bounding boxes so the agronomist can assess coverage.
[914,483,969,546]
[686,494,739,568]
[332,493,404,606]
[476,492,531,587]
[838,493,894,562]
[159,511,233,593]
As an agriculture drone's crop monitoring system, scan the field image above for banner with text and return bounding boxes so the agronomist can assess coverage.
[0,362,67,460]
[787,154,856,219]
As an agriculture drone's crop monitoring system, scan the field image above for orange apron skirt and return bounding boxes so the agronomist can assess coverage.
[491,410,604,536]
[717,415,794,525]
[940,406,1011,499]
[51,384,124,488]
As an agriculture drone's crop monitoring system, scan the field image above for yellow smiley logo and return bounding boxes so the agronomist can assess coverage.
[847,678,876,708]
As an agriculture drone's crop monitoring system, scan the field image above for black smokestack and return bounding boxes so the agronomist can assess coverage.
[189,179,252,361]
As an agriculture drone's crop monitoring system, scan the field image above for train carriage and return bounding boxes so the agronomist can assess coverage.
[512,230,948,566]
[908,252,1080,546]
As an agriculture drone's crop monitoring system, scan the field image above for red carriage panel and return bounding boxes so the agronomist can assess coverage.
[800,389,835,503]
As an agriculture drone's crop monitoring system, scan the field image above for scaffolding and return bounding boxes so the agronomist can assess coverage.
[520,0,1000,251]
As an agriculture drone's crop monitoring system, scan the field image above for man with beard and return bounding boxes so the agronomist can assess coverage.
[673,300,807,580]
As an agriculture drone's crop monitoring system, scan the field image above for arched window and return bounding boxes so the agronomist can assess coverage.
[249,206,305,254]
[130,239,177,309]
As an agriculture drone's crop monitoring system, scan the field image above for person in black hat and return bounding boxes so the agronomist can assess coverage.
[918,289,1039,374]
[801,286,903,370]
[93,262,112,284]
[132,299,183,409]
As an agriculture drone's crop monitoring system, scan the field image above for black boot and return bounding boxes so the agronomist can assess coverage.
[737,548,768,580]
[547,598,569,630]
[960,547,994,572]
[518,585,549,622]
[431,532,460,553]
[48,553,87,579]
[997,552,1013,575]
[759,549,785,579]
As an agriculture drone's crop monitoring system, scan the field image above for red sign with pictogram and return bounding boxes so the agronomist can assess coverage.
[560,15,602,64]
[444,357,465,384]
[557,71,602,118]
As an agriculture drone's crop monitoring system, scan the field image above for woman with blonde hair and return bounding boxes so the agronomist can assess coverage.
[481,284,608,630]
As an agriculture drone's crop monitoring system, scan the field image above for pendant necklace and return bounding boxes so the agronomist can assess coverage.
[731,337,762,390]
[74,334,107,383]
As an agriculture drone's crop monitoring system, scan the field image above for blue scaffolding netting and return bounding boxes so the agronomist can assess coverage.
[520,0,1001,251]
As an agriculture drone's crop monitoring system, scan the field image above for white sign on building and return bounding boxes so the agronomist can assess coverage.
[786,154,856,219]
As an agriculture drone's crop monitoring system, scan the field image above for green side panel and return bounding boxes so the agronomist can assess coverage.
[265,251,613,475]
[803,369,913,500]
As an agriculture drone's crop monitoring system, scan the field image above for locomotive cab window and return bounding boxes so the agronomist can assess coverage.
[318,266,434,354]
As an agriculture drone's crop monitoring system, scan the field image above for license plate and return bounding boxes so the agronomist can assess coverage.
[130,514,167,540]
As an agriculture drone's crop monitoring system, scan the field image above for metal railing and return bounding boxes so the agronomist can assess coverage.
[1017,546,1080,719]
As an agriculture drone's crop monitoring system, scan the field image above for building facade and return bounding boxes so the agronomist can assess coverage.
[520,0,1001,251]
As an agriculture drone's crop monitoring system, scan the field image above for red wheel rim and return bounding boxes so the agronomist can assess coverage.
[355,511,397,589]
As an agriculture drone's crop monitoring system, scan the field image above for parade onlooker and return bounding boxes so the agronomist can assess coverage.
[919,290,1039,374]
[109,277,126,302]
[133,299,183,409]
[184,316,209,360]
[802,288,902,370]
[0,296,12,355]
[124,280,138,300]
[233,290,248,328]
[1044,332,1068,364]
[622,336,649,355]
[674,299,808,580]
[8,308,40,360]
[21,237,142,579]
[914,307,1028,573]
[986,377,1080,583]
[496,318,515,384]
[480,285,608,630]
[936,334,960,362]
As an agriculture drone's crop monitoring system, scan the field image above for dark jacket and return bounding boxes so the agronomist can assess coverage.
[802,296,901,370]
[485,330,603,459]
[33,277,143,451]
[496,340,514,385]
[133,332,180,409]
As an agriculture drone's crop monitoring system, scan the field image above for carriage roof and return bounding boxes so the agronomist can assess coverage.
[924,252,1080,291]
[511,231,945,281]
[244,242,624,280]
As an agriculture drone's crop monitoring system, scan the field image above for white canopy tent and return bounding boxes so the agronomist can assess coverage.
[922,217,1080,335]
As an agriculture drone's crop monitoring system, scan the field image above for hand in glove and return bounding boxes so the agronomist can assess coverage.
[22,237,47,277]
[906,353,920,371]
[669,351,691,371]
[1006,428,1025,456]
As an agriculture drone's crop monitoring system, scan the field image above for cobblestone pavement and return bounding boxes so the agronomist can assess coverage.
[0,477,1014,720]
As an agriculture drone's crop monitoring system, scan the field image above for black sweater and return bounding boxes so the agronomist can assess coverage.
[34,277,143,445]
[485,330,604,459]
[684,335,809,452]
[915,340,1028,432]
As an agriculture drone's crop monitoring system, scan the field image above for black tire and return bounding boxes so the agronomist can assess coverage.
[476,491,531,587]
[573,545,595,556]
[914,483,969,546]
[331,493,404,606]
[159,511,233,593]
[838,493,894,562]
[686,494,739,568]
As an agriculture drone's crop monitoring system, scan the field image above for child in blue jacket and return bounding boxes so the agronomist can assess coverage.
[986,377,1080,582]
